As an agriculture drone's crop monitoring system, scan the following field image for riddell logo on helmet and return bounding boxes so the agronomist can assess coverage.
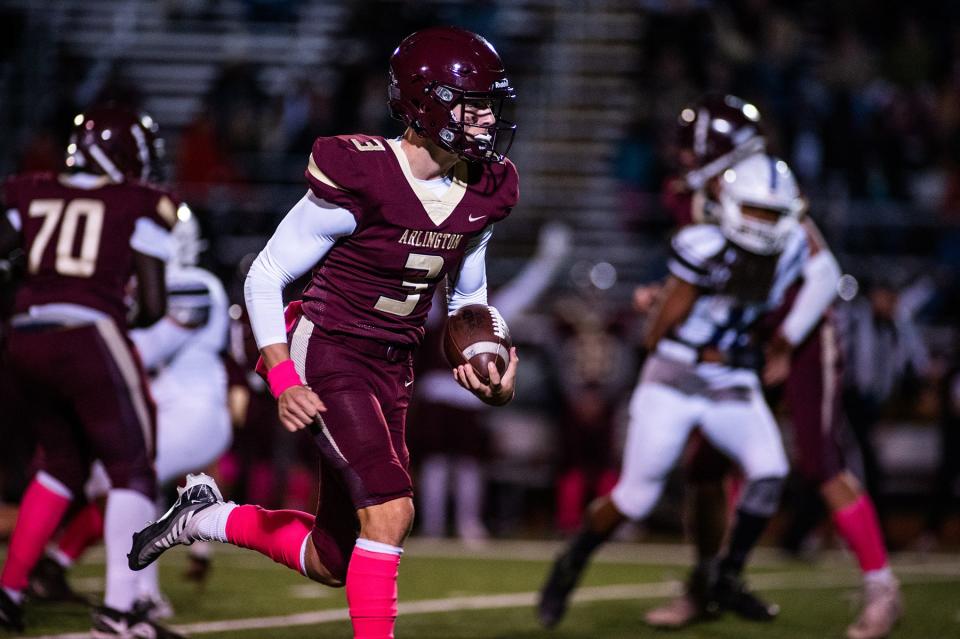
[492,78,509,89]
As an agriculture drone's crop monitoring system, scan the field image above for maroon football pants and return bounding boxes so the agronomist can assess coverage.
[289,317,414,580]
[6,320,156,499]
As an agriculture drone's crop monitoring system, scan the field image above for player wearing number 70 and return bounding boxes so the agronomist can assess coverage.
[128,26,520,639]
[0,104,183,637]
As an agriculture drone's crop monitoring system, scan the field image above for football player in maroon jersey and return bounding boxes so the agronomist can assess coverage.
[0,104,184,638]
[129,26,519,639]
[640,96,901,639]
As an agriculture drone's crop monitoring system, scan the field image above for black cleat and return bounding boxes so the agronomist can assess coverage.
[28,556,87,603]
[537,552,586,629]
[91,605,187,638]
[128,473,224,572]
[709,570,779,621]
[0,588,24,632]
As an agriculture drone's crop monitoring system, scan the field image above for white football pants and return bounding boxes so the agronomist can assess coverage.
[611,372,788,521]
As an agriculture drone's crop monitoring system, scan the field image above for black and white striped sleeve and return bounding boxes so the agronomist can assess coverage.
[667,225,723,287]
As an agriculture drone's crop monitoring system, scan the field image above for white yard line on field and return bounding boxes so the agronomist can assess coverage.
[74,539,960,569]
[28,567,959,639]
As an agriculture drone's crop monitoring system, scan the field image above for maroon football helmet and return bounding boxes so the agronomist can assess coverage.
[65,104,165,183]
[677,94,765,190]
[388,26,516,163]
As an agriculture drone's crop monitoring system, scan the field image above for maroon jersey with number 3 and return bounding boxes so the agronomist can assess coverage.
[302,135,518,346]
[3,172,178,326]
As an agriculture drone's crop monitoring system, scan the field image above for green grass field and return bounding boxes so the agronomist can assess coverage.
[8,539,959,639]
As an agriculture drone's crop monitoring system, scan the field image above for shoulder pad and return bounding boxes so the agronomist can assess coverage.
[133,183,180,230]
[672,224,725,264]
[668,224,725,286]
[306,135,385,194]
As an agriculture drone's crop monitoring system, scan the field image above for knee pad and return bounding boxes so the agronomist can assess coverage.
[738,477,784,518]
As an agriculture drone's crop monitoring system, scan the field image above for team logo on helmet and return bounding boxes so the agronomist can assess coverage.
[66,104,165,183]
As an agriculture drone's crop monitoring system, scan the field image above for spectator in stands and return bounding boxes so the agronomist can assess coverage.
[841,277,935,500]
[549,272,636,535]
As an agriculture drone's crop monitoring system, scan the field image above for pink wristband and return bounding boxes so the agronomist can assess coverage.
[267,359,302,398]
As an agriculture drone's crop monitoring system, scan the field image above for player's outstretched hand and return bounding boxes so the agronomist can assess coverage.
[453,347,518,406]
[278,385,326,432]
[632,284,661,314]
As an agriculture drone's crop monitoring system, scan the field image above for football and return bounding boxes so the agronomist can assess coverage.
[443,304,512,384]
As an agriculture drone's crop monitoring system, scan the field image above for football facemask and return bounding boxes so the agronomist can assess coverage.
[718,155,804,255]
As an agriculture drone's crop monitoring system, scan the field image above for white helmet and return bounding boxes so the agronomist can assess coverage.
[169,203,206,268]
[717,154,804,255]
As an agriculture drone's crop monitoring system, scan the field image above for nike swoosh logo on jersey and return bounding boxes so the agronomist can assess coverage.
[404,379,414,387]
[468,214,487,222]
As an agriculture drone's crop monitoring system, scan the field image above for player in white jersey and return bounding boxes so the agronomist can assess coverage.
[133,212,231,483]
[29,210,232,618]
[539,154,805,629]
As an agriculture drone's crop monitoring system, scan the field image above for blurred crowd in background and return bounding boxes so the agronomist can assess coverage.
[1,0,958,553]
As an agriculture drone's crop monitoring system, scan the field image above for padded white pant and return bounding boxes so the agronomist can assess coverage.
[611,377,788,521]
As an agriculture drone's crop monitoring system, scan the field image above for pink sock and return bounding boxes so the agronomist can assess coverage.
[1,474,72,592]
[346,541,402,639]
[225,505,313,574]
[57,501,105,563]
[832,494,888,572]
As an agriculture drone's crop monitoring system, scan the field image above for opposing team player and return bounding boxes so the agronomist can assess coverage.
[129,26,519,639]
[29,209,231,621]
[0,104,182,638]
[644,96,901,639]
[539,153,809,629]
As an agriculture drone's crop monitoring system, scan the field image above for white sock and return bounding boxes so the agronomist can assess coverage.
[355,538,403,556]
[2,587,24,605]
[195,502,236,543]
[864,566,895,585]
[189,540,213,560]
[136,560,161,601]
[103,488,155,612]
[48,547,75,569]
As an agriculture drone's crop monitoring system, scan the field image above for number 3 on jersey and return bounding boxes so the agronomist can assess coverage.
[28,198,105,277]
[374,252,444,317]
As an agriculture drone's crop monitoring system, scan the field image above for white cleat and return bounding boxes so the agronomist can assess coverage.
[846,578,903,639]
[644,592,703,628]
